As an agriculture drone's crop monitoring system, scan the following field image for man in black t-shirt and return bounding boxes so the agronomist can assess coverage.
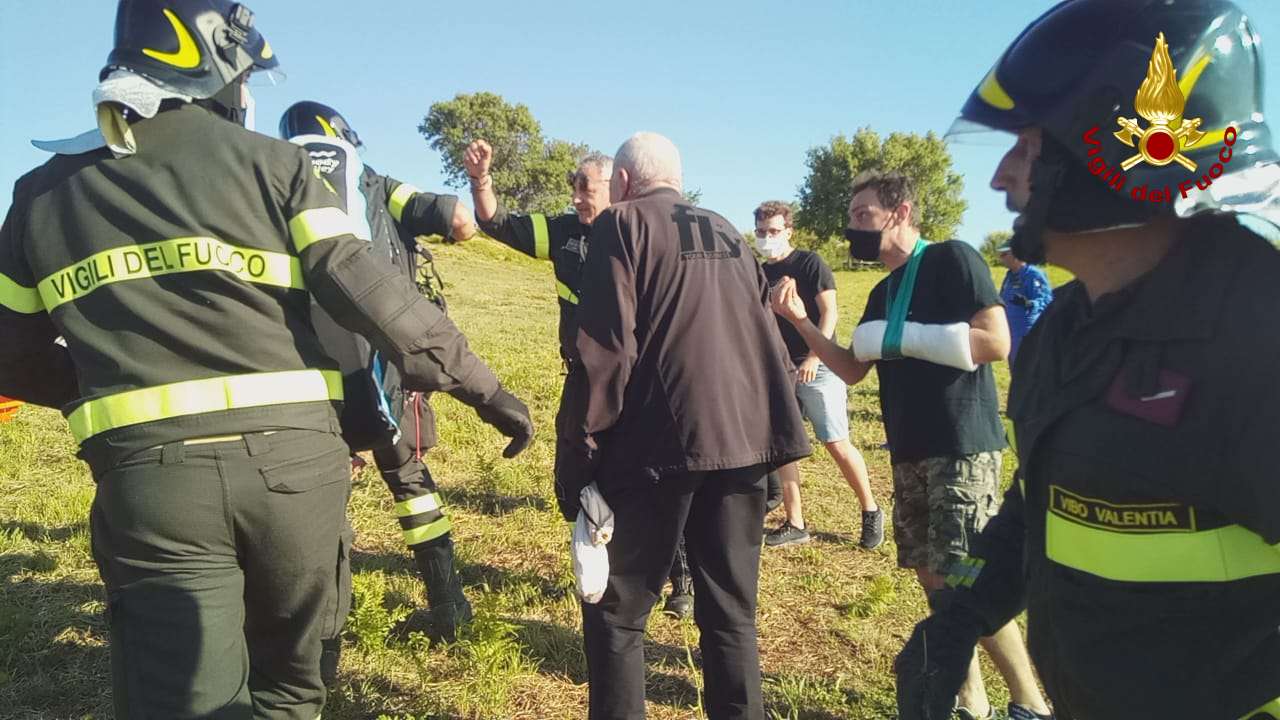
[772,172,1050,719]
[753,201,883,551]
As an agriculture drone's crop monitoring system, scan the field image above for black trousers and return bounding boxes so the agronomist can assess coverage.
[371,432,451,549]
[582,464,769,720]
[89,428,353,719]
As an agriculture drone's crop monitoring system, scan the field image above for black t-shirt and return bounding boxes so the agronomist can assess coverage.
[858,240,1006,463]
[762,249,837,364]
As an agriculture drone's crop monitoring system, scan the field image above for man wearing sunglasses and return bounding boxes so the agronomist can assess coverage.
[464,140,699,618]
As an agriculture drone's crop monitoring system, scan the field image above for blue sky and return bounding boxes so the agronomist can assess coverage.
[2,1,1277,244]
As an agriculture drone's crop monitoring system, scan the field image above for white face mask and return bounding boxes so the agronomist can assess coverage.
[755,231,791,259]
[241,83,256,132]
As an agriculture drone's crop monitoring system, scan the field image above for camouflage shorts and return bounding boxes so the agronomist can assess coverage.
[891,451,1002,574]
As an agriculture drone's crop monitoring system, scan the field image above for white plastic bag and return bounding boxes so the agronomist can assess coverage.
[572,483,615,604]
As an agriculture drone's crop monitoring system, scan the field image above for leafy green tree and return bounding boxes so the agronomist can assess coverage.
[419,92,588,215]
[981,230,1014,266]
[796,127,966,242]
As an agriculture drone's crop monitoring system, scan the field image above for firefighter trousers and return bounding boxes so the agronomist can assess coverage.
[89,428,353,720]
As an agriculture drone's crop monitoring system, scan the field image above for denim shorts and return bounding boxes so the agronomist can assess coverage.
[794,362,850,443]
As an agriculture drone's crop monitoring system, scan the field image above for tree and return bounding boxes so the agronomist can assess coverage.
[981,230,1014,266]
[682,187,704,205]
[795,128,966,242]
[419,92,588,215]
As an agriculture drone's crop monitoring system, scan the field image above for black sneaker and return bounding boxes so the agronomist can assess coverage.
[859,507,885,550]
[764,521,811,548]
[954,706,994,720]
[1007,703,1054,720]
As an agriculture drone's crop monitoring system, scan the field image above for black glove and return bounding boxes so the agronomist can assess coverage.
[1011,293,1030,308]
[473,387,534,458]
[895,606,985,719]
[553,436,591,521]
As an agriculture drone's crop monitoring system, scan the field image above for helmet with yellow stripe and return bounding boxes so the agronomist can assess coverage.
[279,101,363,149]
[102,0,279,100]
[951,0,1278,261]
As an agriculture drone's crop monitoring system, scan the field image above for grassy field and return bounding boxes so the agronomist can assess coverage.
[0,241,1069,720]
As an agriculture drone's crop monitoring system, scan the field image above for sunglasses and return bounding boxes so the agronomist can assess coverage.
[566,171,611,192]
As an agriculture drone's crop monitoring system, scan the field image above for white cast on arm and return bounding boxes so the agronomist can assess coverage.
[852,320,977,372]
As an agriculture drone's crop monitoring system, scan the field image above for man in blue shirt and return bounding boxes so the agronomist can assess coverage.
[997,245,1052,362]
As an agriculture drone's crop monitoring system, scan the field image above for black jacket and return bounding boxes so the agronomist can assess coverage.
[947,216,1280,719]
[478,204,590,361]
[556,188,810,512]
[293,132,465,451]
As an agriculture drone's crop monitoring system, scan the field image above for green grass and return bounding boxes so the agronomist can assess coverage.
[0,240,1055,719]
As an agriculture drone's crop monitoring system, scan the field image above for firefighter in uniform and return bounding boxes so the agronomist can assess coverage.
[463,139,701,618]
[280,100,488,647]
[895,1,1280,718]
[0,2,532,718]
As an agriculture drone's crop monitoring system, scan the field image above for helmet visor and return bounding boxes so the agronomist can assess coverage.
[944,117,1018,146]
[247,66,286,87]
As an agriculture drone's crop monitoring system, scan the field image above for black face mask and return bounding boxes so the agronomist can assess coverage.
[844,227,883,262]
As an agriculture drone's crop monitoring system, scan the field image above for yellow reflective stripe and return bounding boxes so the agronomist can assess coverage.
[944,556,985,589]
[403,515,452,546]
[0,272,43,314]
[1179,52,1213,102]
[395,493,441,518]
[1046,512,1280,582]
[316,115,337,138]
[289,207,359,253]
[388,183,420,224]
[141,9,201,69]
[36,238,304,310]
[978,67,1015,110]
[556,280,579,305]
[1243,696,1280,719]
[531,214,550,260]
[67,369,343,443]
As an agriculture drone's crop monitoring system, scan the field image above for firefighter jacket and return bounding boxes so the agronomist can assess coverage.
[942,216,1280,719]
[291,133,462,452]
[0,104,500,471]
[478,203,590,361]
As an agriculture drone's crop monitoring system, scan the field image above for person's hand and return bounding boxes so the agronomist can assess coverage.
[894,608,984,719]
[770,277,808,324]
[797,355,820,384]
[554,437,592,521]
[473,387,534,458]
[449,199,477,242]
[464,139,493,180]
[1011,293,1030,308]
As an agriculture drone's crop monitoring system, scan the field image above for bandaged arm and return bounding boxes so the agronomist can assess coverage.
[853,304,1009,371]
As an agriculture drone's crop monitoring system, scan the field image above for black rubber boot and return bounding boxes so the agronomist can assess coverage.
[411,535,472,642]
[319,637,342,689]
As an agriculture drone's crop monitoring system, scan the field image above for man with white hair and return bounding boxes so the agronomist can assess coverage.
[465,139,701,619]
[558,132,811,719]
